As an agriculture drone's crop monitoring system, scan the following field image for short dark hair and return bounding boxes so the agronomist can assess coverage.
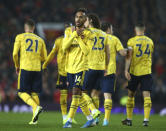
[75,8,88,15]
[25,19,35,28]
[135,22,145,28]
[87,13,101,29]
[101,22,111,32]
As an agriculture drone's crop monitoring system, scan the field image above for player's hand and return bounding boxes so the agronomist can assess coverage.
[16,68,19,75]
[124,70,131,81]
[71,26,75,32]
[104,70,108,76]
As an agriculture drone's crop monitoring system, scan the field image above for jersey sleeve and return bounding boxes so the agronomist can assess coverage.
[115,37,124,51]
[62,28,77,52]
[127,38,133,48]
[13,35,21,68]
[42,39,59,69]
[151,40,154,53]
[41,40,47,62]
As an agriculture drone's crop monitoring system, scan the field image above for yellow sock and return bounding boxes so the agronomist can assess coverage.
[104,99,112,121]
[82,93,97,112]
[92,96,99,109]
[18,92,37,113]
[31,92,40,105]
[79,95,91,116]
[31,92,40,114]
[60,90,68,116]
[126,97,135,120]
[68,95,80,119]
[144,97,152,121]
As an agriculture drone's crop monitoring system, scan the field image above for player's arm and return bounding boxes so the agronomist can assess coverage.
[105,43,110,76]
[119,49,127,56]
[42,41,58,69]
[115,37,127,56]
[13,35,21,75]
[125,46,133,80]
[62,30,77,52]
[78,36,89,55]
[41,41,47,63]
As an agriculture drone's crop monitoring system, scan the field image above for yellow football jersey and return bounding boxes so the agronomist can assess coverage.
[63,27,92,74]
[107,34,124,75]
[127,35,154,76]
[13,32,47,71]
[43,36,67,76]
[87,27,108,70]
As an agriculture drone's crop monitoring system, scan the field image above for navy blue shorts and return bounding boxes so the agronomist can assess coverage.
[56,74,67,89]
[101,74,116,93]
[67,71,85,89]
[18,69,42,93]
[127,74,153,92]
[82,69,104,91]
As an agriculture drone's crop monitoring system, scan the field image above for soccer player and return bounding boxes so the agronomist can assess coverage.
[62,8,95,128]
[83,13,110,124]
[122,22,154,126]
[101,22,127,126]
[42,23,77,124]
[13,19,47,124]
[42,23,68,124]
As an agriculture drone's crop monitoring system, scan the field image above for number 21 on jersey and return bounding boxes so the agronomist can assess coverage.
[26,39,38,52]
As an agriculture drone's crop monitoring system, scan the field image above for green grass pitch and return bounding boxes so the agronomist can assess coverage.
[0,112,166,131]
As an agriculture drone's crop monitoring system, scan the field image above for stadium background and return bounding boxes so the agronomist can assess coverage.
[0,0,166,114]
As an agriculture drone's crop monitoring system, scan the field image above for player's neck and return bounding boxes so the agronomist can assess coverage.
[76,26,85,30]
[25,29,34,33]
[136,32,144,36]
[89,24,93,28]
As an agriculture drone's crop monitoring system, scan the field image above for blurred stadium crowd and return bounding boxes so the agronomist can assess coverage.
[0,0,166,106]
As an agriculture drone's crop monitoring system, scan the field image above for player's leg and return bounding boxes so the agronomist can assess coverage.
[91,89,100,125]
[31,92,40,114]
[141,74,153,126]
[142,91,151,126]
[91,89,100,109]
[122,74,138,126]
[101,74,115,126]
[79,94,93,122]
[103,93,112,126]
[82,70,101,119]
[57,75,68,122]
[64,73,82,128]
[17,70,38,124]
[30,71,43,124]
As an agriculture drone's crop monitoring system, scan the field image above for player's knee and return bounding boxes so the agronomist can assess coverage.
[91,89,99,97]
[104,93,112,99]
[72,87,81,95]
[128,90,135,97]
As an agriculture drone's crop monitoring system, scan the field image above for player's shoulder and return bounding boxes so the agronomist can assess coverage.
[65,26,73,32]
[144,35,153,43]
[15,33,24,39]
[54,35,64,43]
[107,34,119,41]
[128,36,136,41]
[84,27,94,34]
[56,35,64,40]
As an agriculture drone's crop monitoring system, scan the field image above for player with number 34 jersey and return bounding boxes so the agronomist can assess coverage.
[127,35,154,76]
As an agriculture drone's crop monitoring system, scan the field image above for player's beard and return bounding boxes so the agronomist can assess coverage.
[75,22,85,28]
